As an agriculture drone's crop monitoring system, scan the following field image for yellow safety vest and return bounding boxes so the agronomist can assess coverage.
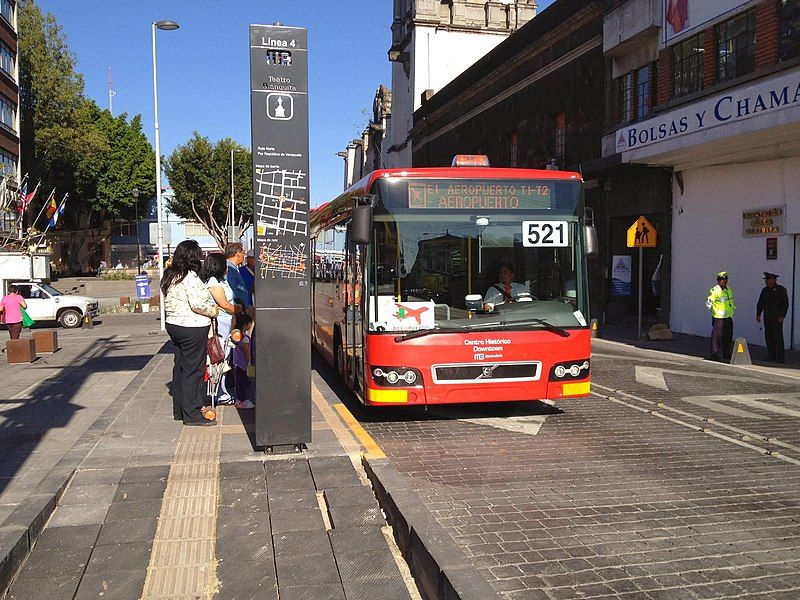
[707,285,735,318]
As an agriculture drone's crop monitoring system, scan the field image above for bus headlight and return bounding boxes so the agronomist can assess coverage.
[371,366,423,387]
[549,360,590,381]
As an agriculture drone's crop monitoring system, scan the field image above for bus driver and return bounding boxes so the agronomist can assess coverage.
[483,262,528,311]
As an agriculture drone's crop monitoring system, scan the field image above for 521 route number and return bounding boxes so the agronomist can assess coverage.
[522,221,569,247]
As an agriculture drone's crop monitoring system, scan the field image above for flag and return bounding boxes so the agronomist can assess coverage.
[48,194,67,228]
[16,180,39,215]
[651,254,663,298]
[15,182,27,215]
[0,175,8,211]
[44,190,58,219]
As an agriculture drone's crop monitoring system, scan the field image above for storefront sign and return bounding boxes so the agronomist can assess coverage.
[664,0,750,43]
[616,70,800,154]
[742,205,785,237]
[611,255,632,296]
[766,237,778,260]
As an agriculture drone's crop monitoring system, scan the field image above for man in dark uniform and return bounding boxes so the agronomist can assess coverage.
[756,272,789,363]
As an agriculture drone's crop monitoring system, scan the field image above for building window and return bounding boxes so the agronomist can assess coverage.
[115,223,136,236]
[0,147,15,176]
[0,0,12,25]
[781,0,800,61]
[554,112,566,158]
[184,221,209,237]
[0,41,13,78]
[0,94,15,132]
[716,9,756,83]
[621,72,633,123]
[636,65,650,119]
[673,34,704,98]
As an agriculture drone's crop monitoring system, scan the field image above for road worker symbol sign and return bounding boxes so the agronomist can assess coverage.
[627,216,657,248]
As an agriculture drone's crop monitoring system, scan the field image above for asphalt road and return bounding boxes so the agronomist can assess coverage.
[323,339,800,599]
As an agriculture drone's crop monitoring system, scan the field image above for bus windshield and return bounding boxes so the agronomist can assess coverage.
[367,177,588,334]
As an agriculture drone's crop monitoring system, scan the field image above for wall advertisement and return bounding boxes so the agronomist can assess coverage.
[611,255,632,296]
[664,0,751,43]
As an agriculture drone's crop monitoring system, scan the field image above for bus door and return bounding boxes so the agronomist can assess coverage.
[344,234,365,393]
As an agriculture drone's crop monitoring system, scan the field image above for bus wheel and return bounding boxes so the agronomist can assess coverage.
[334,337,345,378]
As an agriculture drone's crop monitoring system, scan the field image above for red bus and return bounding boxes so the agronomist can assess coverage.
[310,157,594,406]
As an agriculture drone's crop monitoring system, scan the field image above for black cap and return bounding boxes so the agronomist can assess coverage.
[763,272,779,279]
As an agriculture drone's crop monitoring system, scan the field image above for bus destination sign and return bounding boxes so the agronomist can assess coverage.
[408,181,551,210]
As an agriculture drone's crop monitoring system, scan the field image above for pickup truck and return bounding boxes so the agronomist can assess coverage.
[5,280,100,328]
[1,252,99,328]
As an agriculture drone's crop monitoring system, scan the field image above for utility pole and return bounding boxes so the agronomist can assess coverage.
[108,66,116,115]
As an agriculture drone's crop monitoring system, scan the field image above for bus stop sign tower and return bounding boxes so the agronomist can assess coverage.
[249,24,311,448]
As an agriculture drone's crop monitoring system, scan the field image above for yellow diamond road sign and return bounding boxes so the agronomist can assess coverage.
[627,216,657,248]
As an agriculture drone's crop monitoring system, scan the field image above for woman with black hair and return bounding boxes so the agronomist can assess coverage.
[200,253,240,404]
[162,240,219,426]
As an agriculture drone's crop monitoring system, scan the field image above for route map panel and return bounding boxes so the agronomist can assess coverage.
[250,23,311,447]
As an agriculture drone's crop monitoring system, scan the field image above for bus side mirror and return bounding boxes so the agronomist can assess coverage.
[351,196,374,244]
[584,225,599,259]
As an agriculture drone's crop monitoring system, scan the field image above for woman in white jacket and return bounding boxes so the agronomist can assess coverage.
[161,240,219,426]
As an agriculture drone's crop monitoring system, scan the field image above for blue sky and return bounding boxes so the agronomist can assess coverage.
[37,0,393,206]
[36,1,554,206]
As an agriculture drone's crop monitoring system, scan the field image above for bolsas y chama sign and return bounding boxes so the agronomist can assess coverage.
[742,205,785,238]
[616,69,800,154]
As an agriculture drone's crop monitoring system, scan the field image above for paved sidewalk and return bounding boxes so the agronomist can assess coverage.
[0,314,167,527]
[5,345,418,599]
[597,320,800,378]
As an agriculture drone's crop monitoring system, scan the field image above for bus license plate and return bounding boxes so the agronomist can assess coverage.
[522,221,569,247]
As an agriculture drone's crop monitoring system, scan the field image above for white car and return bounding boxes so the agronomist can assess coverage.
[9,280,100,328]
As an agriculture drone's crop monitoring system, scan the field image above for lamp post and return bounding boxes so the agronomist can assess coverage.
[152,19,180,330]
[132,186,141,273]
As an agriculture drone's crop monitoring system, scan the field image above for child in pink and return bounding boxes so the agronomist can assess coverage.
[232,312,254,409]
[0,285,27,339]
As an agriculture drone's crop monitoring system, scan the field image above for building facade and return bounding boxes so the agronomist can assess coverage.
[609,0,800,349]
[411,0,610,314]
[0,0,20,238]
[338,85,392,191]
[384,0,537,168]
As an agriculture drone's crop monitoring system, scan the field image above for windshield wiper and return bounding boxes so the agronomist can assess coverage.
[514,318,570,337]
[394,326,474,343]
[394,317,569,342]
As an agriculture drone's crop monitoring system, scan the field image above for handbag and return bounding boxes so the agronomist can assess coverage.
[21,308,35,328]
[206,319,225,365]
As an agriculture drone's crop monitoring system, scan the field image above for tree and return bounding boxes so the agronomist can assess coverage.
[87,105,156,221]
[165,133,252,249]
[18,0,106,219]
[18,1,156,271]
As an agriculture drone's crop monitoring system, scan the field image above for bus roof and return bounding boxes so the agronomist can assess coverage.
[361,167,582,191]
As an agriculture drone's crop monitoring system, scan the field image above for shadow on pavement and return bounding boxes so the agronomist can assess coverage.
[0,335,157,499]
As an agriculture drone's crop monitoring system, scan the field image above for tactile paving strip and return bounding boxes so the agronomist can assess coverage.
[140,413,222,599]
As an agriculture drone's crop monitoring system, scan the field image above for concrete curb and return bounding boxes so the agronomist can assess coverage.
[363,457,502,600]
[0,342,170,597]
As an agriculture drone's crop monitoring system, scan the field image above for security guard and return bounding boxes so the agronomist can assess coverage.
[706,271,735,361]
[756,272,789,363]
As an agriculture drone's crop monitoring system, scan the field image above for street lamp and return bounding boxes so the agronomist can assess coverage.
[132,186,141,273]
[152,19,180,330]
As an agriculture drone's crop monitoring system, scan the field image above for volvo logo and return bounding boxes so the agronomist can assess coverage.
[478,365,499,379]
